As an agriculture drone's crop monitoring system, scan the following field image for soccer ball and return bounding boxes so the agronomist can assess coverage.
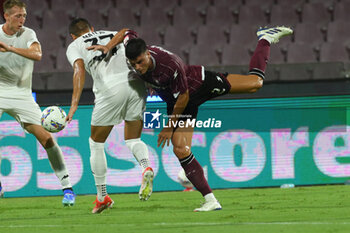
[177,168,194,189]
[41,106,67,133]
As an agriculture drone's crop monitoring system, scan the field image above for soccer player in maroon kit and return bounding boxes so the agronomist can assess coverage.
[89,26,293,211]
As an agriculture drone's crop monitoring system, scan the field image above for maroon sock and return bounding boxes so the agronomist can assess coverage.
[248,39,270,79]
[179,153,212,196]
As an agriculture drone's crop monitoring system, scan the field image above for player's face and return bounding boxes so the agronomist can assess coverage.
[129,51,152,75]
[5,6,27,34]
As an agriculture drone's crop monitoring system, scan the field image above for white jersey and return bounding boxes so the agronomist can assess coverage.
[66,30,138,100]
[0,25,39,99]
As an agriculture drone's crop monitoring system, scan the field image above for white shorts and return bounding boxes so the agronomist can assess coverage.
[91,79,147,126]
[0,96,41,128]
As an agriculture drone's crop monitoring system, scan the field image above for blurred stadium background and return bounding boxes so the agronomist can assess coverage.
[1,0,349,105]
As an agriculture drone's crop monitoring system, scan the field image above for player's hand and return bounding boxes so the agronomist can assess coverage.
[157,127,173,148]
[66,106,77,124]
[86,45,109,54]
[0,41,11,52]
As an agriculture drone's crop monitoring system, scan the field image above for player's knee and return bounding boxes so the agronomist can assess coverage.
[90,132,107,143]
[173,146,190,159]
[42,134,55,149]
[248,75,263,93]
[90,133,98,142]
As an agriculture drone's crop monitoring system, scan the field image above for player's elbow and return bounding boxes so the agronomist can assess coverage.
[34,56,42,61]
[33,53,42,61]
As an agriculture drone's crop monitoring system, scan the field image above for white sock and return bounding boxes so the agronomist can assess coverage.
[125,138,150,171]
[46,142,72,189]
[89,137,107,201]
[96,184,107,202]
[204,193,217,202]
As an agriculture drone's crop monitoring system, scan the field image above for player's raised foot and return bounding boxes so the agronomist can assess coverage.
[139,167,154,201]
[62,189,76,207]
[257,26,293,44]
[92,195,114,214]
[194,200,222,212]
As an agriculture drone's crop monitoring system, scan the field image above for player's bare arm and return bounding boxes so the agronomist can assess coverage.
[66,59,86,123]
[158,90,189,148]
[87,28,130,53]
[0,41,41,61]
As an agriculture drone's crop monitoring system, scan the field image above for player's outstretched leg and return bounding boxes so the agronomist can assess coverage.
[26,124,76,207]
[92,195,114,214]
[139,167,154,201]
[257,26,293,44]
[238,25,293,88]
[46,142,76,207]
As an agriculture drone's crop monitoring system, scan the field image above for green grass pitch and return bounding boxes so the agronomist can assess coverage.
[1,185,350,233]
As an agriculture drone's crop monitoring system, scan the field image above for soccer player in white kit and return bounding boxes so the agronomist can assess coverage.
[66,18,154,214]
[0,0,75,206]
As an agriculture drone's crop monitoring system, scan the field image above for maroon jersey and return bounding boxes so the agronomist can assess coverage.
[140,46,204,105]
